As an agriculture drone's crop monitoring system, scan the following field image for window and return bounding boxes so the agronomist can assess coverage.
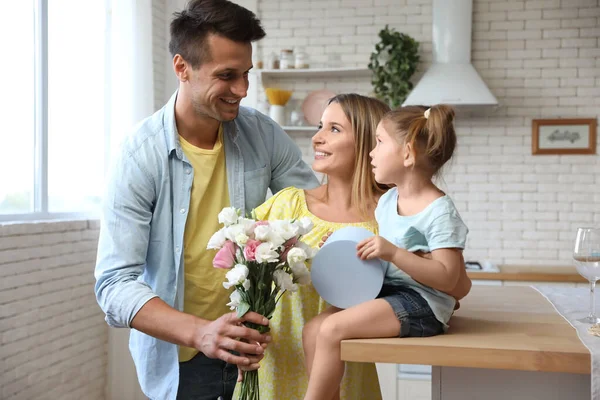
[0,0,108,221]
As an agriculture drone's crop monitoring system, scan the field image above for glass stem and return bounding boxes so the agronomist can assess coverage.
[590,280,597,320]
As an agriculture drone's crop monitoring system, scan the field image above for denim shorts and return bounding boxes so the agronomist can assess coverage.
[377,285,444,338]
[177,352,237,400]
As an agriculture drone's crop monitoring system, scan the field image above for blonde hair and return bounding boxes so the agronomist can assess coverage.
[382,104,456,176]
[327,94,390,220]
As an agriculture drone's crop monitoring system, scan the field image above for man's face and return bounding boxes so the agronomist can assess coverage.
[186,34,253,122]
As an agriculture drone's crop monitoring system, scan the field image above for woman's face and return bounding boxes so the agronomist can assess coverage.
[311,102,356,178]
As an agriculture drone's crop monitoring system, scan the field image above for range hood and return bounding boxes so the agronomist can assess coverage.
[403,0,498,107]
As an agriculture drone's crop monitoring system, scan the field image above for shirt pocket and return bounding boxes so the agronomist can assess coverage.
[243,165,270,210]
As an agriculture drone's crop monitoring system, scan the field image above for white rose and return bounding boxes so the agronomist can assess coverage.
[206,228,226,250]
[270,220,300,241]
[267,231,286,248]
[297,240,318,259]
[255,242,280,263]
[223,264,249,289]
[224,224,245,242]
[242,279,251,290]
[238,218,257,235]
[286,247,307,265]
[273,269,298,292]
[226,290,241,310]
[218,207,239,226]
[295,217,314,235]
[234,232,249,247]
[290,262,311,285]
[254,225,272,241]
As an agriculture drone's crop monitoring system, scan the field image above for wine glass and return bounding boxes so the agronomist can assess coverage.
[573,227,600,324]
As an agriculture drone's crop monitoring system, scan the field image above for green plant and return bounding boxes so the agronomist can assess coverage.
[368,25,420,108]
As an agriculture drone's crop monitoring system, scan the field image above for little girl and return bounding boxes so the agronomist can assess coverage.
[302,105,469,400]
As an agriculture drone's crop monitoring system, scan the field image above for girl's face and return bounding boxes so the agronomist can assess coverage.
[369,122,406,185]
[311,102,356,177]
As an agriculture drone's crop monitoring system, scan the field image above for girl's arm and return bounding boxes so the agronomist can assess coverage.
[414,250,472,301]
[447,253,472,300]
[357,236,463,294]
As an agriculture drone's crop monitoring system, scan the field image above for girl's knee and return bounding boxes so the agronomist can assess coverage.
[303,316,322,343]
[318,315,345,343]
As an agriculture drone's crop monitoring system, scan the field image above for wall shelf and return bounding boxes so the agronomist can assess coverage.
[255,67,371,80]
[281,126,317,132]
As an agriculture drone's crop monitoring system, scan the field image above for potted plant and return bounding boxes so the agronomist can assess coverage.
[368,25,420,108]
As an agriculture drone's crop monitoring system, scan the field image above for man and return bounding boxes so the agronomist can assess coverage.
[94,1,319,399]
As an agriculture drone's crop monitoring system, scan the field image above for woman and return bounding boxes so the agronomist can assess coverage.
[252,93,390,400]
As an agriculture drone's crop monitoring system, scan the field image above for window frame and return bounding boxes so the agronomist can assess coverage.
[0,0,108,223]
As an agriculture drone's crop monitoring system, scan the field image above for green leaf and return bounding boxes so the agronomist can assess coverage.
[367,26,420,107]
[236,301,251,318]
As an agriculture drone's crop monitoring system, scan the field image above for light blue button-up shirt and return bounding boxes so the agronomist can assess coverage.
[94,92,319,400]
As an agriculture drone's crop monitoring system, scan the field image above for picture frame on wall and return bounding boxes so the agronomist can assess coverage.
[532,118,597,155]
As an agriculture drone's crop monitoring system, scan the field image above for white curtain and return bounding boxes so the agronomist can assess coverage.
[105,4,155,399]
[108,0,155,157]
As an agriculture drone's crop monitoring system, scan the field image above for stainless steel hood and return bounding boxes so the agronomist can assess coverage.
[403,0,498,107]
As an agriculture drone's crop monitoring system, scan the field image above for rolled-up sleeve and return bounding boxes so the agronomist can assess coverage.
[268,123,319,193]
[94,147,159,328]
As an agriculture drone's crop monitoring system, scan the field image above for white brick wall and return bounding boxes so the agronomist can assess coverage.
[0,220,106,400]
[256,0,600,266]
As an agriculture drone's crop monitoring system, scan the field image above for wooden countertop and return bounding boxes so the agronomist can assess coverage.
[467,264,586,283]
[341,286,590,374]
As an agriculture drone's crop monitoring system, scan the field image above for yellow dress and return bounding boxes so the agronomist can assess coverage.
[244,186,383,400]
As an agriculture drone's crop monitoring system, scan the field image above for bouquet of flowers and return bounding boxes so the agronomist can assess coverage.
[207,206,317,400]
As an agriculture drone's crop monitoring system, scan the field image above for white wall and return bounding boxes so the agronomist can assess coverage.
[0,220,106,400]
[255,0,600,266]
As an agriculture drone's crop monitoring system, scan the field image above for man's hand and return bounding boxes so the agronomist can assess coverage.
[195,311,271,370]
[356,235,398,262]
[237,343,268,382]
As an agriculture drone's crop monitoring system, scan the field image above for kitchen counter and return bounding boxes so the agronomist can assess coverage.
[467,264,586,283]
[342,286,591,399]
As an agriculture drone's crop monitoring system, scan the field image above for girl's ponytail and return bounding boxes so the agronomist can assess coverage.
[382,104,457,176]
[424,105,456,174]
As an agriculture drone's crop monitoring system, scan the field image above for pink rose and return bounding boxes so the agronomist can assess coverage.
[280,237,298,261]
[243,239,261,262]
[213,241,236,269]
[255,220,269,226]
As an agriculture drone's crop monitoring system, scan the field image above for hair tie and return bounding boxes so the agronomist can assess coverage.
[424,108,431,119]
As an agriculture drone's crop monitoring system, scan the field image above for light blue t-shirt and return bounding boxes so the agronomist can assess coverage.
[376,188,469,329]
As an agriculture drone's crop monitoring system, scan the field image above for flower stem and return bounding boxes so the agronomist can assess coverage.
[239,370,260,400]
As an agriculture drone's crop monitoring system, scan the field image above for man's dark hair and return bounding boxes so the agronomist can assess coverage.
[169,0,266,68]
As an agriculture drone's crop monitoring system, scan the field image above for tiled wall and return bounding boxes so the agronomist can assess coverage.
[0,220,106,400]
[256,0,600,266]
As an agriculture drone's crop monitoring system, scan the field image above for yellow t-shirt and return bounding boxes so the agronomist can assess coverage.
[242,187,383,400]
[178,126,231,362]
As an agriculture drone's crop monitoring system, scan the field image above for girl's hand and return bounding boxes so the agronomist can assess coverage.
[356,236,398,262]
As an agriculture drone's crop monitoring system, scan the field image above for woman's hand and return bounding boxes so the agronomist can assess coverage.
[356,236,398,262]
